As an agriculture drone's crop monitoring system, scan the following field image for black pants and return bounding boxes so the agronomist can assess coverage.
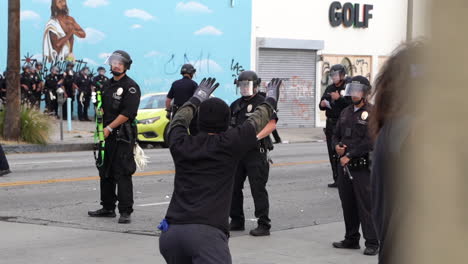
[230,150,271,228]
[0,144,10,171]
[98,135,136,214]
[159,224,231,264]
[77,91,90,120]
[337,164,379,248]
[325,123,338,183]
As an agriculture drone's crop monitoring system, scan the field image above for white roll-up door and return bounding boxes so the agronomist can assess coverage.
[258,48,317,128]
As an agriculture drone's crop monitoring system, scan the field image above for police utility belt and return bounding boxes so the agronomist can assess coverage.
[347,155,371,169]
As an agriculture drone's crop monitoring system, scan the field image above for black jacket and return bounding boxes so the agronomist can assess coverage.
[332,103,373,159]
[319,82,351,120]
[165,100,275,235]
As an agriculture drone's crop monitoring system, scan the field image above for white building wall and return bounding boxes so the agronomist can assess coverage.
[252,0,408,126]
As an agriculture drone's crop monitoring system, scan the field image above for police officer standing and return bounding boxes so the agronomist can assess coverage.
[31,63,44,109]
[332,75,379,256]
[63,61,76,119]
[88,50,141,224]
[75,67,93,121]
[229,70,277,236]
[20,65,35,105]
[165,64,198,134]
[319,64,351,188]
[0,71,6,102]
[44,66,63,116]
[92,67,109,92]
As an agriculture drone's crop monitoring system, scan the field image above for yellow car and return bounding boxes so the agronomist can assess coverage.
[136,93,170,147]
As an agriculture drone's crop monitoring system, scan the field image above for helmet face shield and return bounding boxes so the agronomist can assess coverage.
[330,70,343,83]
[105,53,131,68]
[237,80,255,97]
[344,83,369,99]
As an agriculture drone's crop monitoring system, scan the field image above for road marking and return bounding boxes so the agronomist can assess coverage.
[137,201,171,207]
[11,160,74,165]
[0,160,327,188]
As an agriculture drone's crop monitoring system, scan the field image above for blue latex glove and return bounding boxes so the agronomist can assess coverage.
[157,218,169,232]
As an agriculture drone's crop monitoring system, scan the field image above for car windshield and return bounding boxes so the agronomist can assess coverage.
[139,94,166,110]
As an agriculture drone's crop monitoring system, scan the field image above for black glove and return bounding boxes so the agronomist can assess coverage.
[265,78,282,110]
[165,109,171,120]
[189,78,219,106]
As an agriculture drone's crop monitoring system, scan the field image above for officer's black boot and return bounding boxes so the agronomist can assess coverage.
[332,240,361,249]
[88,208,116,217]
[328,182,338,188]
[229,220,245,231]
[118,213,131,224]
[364,246,379,256]
[0,169,11,176]
[249,225,270,236]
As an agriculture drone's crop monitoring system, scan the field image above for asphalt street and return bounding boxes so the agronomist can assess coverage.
[0,142,341,235]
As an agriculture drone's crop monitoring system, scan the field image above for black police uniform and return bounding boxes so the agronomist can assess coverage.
[44,74,62,115]
[0,74,6,100]
[319,82,351,184]
[229,93,274,230]
[99,75,141,215]
[63,69,75,119]
[167,76,198,133]
[332,103,379,249]
[75,73,93,120]
[30,72,42,108]
[20,72,34,103]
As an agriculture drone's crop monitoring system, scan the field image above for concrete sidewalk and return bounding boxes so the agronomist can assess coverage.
[0,221,376,264]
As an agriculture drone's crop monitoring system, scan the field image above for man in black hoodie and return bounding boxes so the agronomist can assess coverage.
[159,77,282,264]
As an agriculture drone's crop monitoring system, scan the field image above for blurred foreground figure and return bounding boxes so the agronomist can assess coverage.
[370,1,468,263]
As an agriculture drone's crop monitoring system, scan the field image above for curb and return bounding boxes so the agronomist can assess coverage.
[3,140,325,154]
[4,143,94,154]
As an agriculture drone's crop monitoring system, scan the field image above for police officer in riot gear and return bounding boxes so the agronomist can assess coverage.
[63,61,76,119]
[20,65,35,104]
[0,71,6,102]
[75,66,92,121]
[44,66,63,116]
[88,50,141,224]
[332,75,379,256]
[92,66,109,92]
[32,62,44,109]
[319,64,351,188]
[229,70,277,236]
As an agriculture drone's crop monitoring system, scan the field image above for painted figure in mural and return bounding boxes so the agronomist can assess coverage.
[332,75,379,256]
[43,0,86,63]
[229,70,277,237]
[88,50,141,224]
[319,64,352,188]
[165,64,199,134]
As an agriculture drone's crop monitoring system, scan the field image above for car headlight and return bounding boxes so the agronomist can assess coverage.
[138,116,160,125]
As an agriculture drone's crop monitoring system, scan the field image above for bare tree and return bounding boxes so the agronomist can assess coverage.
[3,0,21,140]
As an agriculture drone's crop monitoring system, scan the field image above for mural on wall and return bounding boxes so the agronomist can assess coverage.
[0,0,252,104]
[319,55,373,122]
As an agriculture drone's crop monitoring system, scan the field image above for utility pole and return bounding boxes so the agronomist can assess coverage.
[3,0,21,141]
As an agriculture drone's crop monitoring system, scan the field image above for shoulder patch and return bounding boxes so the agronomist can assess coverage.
[129,87,137,94]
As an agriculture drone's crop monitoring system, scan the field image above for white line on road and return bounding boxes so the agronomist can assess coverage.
[137,201,170,207]
[11,160,74,165]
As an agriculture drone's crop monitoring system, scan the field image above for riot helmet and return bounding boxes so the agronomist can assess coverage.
[235,70,261,97]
